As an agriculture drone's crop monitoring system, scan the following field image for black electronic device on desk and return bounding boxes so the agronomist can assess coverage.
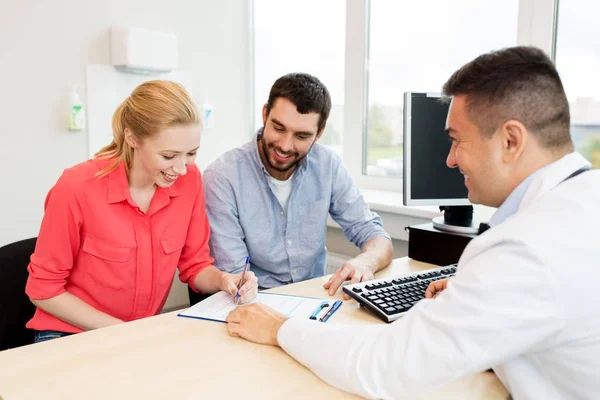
[407,222,477,266]
[402,92,491,265]
[343,264,457,323]
[403,92,485,235]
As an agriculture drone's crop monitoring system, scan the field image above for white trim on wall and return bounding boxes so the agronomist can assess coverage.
[517,0,559,57]
[247,0,257,138]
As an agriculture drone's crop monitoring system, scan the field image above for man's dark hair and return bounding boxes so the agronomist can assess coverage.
[442,46,573,150]
[266,73,332,132]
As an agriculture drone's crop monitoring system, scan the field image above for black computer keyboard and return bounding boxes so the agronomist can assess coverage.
[342,264,457,323]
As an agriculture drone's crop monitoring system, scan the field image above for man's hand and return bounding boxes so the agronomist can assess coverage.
[425,278,451,299]
[220,271,258,304]
[323,257,375,299]
[226,303,287,346]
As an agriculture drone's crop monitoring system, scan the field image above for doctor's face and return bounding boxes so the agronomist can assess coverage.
[445,96,508,208]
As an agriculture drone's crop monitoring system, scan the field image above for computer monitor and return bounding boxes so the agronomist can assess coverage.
[403,92,480,234]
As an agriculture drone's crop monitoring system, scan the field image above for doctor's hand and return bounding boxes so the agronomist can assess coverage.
[226,303,287,346]
[324,257,376,299]
[220,271,258,304]
[425,278,451,299]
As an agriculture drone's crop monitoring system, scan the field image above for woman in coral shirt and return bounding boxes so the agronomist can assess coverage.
[26,80,257,342]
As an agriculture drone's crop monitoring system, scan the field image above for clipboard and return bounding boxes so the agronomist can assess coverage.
[308,299,343,322]
[177,291,342,323]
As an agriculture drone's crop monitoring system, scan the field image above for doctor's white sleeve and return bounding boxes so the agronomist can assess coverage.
[277,240,565,399]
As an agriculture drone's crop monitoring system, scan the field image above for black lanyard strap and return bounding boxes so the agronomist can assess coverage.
[561,166,591,184]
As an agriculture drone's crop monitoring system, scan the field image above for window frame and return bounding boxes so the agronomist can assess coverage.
[251,0,559,193]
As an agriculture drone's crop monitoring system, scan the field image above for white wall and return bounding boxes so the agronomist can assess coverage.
[0,0,252,247]
[0,1,414,313]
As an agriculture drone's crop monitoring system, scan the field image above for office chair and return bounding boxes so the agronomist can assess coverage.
[0,237,37,350]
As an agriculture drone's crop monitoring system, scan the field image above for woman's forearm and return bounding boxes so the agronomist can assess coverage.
[31,292,124,331]
[193,265,226,294]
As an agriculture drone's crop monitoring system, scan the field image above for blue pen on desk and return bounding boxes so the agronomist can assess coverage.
[235,256,250,305]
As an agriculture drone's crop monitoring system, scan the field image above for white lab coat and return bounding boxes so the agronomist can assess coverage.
[277,153,600,400]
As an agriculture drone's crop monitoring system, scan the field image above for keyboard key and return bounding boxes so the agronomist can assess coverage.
[384,306,399,314]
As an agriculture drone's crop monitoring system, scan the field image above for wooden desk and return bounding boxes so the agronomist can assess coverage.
[0,258,508,399]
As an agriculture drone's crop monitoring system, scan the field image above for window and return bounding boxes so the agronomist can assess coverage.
[555,0,600,169]
[365,0,519,178]
[253,0,346,154]
[253,0,563,193]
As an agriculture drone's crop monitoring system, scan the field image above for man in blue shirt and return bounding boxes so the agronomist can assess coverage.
[203,73,393,294]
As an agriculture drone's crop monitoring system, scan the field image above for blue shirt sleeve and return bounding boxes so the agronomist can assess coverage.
[203,168,249,274]
[329,157,391,249]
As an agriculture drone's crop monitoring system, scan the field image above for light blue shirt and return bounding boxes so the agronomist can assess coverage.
[488,166,548,227]
[203,131,391,289]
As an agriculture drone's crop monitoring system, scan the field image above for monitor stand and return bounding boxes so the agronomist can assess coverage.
[432,205,480,235]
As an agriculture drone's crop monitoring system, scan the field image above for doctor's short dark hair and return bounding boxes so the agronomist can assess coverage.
[442,46,573,151]
[266,72,332,133]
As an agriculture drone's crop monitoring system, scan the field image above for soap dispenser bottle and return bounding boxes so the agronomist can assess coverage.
[67,85,85,131]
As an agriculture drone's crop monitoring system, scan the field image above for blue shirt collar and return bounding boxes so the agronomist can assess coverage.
[489,152,592,227]
[488,169,543,227]
[488,154,578,227]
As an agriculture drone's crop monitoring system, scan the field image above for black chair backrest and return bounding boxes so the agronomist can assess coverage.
[188,286,213,306]
[0,237,37,350]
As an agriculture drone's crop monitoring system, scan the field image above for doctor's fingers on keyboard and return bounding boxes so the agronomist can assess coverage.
[425,278,450,298]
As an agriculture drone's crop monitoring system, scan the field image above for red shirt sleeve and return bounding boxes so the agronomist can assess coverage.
[177,167,215,291]
[26,169,84,299]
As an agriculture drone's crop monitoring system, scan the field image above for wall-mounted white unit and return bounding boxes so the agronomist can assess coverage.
[110,26,178,74]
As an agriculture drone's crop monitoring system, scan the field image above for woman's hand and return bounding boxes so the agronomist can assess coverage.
[220,270,258,304]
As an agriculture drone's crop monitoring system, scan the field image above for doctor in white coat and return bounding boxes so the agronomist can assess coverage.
[225,46,600,400]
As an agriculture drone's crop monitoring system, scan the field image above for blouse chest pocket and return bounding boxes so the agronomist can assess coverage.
[160,235,186,269]
[82,236,133,290]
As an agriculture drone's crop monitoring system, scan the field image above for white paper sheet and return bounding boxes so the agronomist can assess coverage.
[178,291,332,323]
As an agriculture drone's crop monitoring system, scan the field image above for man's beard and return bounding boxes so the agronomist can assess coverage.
[260,136,313,173]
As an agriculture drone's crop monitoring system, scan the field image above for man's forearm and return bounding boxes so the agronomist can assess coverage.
[359,236,393,273]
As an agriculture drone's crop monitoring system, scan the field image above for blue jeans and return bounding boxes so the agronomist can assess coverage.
[34,330,73,343]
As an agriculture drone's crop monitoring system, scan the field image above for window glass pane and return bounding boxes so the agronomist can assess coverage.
[254,0,345,155]
[365,0,519,177]
[555,0,600,169]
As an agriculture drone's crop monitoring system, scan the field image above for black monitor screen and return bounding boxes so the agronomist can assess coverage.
[405,93,468,203]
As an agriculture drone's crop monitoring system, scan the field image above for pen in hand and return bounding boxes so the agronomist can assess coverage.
[235,256,250,305]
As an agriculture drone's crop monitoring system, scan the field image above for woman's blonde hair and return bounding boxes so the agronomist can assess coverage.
[95,80,200,178]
